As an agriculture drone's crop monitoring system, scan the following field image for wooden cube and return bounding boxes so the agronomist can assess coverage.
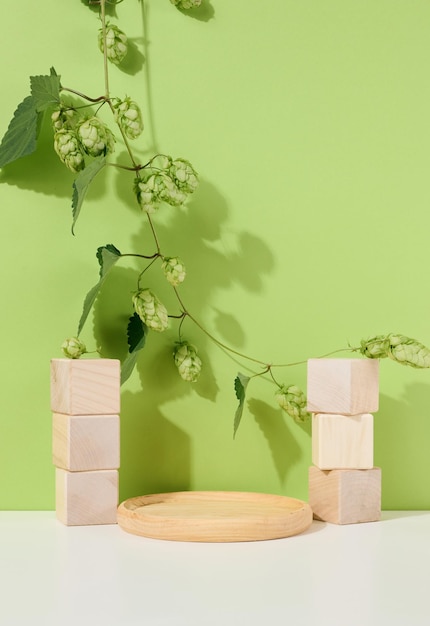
[51,358,120,415]
[56,468,119,526]
[312,413,373,469]
[308,466,381,524]
[307,358,379,415]
[52,413,120,471]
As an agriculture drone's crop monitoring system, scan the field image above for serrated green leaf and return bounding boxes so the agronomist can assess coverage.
[121,352,140,385]
[121,313,148,385]
[96,243,122,279]
[233,372,250,438]
[30,69,61,112]
[127,312,147,353]
[71,157,106,233]
[0,96,44,168]
[77,244,122,335]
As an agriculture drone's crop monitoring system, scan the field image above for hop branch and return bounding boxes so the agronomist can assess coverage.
[49,3,430,436]
[2,0,428,439]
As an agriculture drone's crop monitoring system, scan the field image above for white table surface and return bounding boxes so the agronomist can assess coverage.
[1,510,429,626]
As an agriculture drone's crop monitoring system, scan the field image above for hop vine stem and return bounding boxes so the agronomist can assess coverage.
[172,287,356,371]
[60,88,107,104]
[100,0,140,170]
[100,0,110,100]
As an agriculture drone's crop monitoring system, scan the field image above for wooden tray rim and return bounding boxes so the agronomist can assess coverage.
[117,490,313,542]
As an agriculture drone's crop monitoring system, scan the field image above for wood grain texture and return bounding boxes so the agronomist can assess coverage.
[308,466,381,525]
[52,413,120,471]
[307,358,379,415]
[117,491,313,542]
[50,359,120,415]
[56,468,118,526]
[312,413,373,469]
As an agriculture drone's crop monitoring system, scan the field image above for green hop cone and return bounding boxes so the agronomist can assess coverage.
[134,156,195,212]
[173,341,202,382]
[359,335,391,359]
[387,334,430,368]
[162,257,186,286]
[159,174,188,207]
[134,167,187,212]
[61,337,87,359]
[170,0,202,8]
[169,158,199,194]
[134,171,164,213]
[112,97,143,140]
[275,384,311,423]
[51,106,78,132]
[77,117,115,157]
[53,129,86,173]
[132,288,169,332]
[98,22,128,65]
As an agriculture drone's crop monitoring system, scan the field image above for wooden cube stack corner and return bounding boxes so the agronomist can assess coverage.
[307,358,381,525]
[51,358,120,526]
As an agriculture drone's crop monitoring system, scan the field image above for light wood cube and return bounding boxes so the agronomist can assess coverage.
[308,466,381,524]
[51,358,120,415]
[56,468,119,526]
[52,413,120,471]
[307,358,379,415]
[312,413,373,469]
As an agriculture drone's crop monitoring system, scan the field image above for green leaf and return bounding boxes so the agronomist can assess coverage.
[30,68,61,112]
[121,313,148,385]
[233,372,250,439]
[121,352,140,386]
[126,312,147,353]
[96,243,122,279]
[77,244,122,335]
[72,157,106,233]
[0,96,44,168]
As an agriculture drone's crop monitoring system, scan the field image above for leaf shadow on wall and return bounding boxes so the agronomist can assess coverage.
[376,382,430,509]
[91,180,276,496]
[248,398,306,486]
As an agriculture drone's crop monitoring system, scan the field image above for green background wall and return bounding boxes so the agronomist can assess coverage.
[1,0,430,510]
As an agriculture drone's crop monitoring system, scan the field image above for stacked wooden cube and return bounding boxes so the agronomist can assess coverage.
[50,358,121,526]
[307,358,382,525]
